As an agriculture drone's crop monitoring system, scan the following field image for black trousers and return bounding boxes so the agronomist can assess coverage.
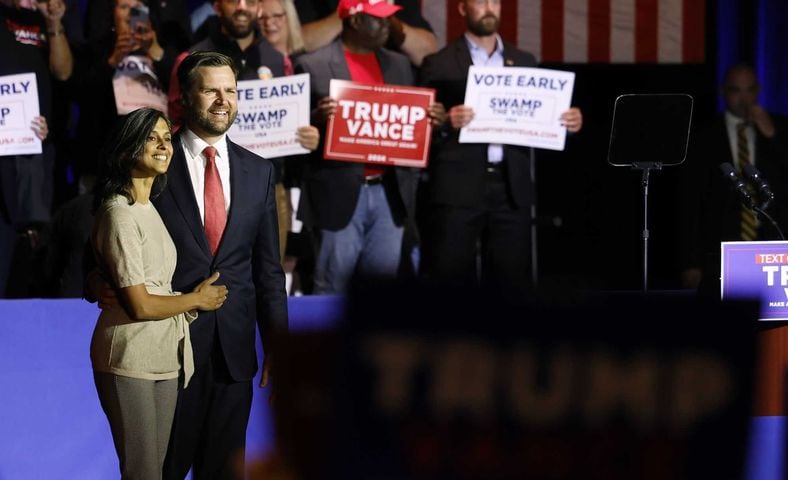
[421,167,533,296]
[163,336,253,480]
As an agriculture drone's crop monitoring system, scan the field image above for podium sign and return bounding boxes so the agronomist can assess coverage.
[721,241,788,321]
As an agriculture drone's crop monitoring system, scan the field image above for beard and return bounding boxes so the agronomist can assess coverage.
[220,11,255,39]
[184,100,238,137]
[467,14,500,36]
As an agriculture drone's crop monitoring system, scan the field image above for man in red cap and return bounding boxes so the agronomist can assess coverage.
[293,0,444,294]
[296,0,437,66]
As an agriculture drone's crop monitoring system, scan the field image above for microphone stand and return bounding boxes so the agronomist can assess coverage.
[753,205,786,240]
[632,161,662,292]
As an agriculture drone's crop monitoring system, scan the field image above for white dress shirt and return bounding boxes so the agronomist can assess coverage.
[179,128,232,224]
[465,33,505,164]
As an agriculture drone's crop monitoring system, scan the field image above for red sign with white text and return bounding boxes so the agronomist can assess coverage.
[324,80,434,168]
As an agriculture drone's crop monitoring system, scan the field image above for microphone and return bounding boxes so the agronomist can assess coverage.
[742,164,775,210]
[720,162,754,208]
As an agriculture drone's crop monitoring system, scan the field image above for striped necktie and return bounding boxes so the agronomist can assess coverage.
[737,122,758,241]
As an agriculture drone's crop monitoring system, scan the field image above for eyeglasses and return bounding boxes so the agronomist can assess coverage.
[260,12,286,23]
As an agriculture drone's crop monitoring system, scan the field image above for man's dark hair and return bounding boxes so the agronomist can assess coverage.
[177,51,239,99]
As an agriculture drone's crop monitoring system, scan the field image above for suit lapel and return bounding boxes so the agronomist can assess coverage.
[217,140,249,260]
[169,135,213,258]
[503,43,520,67]
[453,37,474,77]
[329,39,351,81]
[719,119,735,166]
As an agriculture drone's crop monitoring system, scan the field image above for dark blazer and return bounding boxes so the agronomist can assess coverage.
[419,37,537,210]
[293,38,419,231]
[681,114,788,269]
[153,133,288,382]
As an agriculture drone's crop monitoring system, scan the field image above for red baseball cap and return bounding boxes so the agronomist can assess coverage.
[337,0,403,19]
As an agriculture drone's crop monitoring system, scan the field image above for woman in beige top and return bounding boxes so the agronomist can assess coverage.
[89,107,227,480]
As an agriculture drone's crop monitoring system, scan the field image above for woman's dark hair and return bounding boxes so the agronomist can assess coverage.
[92,108,172,213]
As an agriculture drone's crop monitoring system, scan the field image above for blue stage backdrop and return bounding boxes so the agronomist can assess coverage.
[0,296,785,479]
[718,0,788,115]
[0,296,344,480]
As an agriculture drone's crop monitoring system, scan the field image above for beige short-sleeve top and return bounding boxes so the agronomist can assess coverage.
[90,195,191,382]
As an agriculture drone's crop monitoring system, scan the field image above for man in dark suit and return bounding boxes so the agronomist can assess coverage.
[293,0,443,294]
[680,63,788,291]
[156,51,288,479]
[418,0,582,297]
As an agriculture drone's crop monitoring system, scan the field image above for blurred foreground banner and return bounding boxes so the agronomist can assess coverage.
[274,284,756,479]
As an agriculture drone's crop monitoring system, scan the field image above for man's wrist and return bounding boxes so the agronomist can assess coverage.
[47,24,65,37]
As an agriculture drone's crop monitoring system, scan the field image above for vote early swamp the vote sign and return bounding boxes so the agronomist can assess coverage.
[460,66,575,151]
[229,73,311,159]
[0,73,42,156]
[324,80,435,168]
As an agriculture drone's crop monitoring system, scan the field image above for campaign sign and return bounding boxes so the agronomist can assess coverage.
[721,241,788,320]
[324,80,434,168]
[0,73,41,156]
[459,66,575,151]
[229,74,310,159]
[112,55,167,114]
[273,283,757,480]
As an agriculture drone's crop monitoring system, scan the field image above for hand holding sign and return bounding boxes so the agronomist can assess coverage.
[428,102,447,127]
[30,116,48,141]
[560,107,583,133]
[448,104,475,130]
[315,97,337,125]
[296,125,320,151]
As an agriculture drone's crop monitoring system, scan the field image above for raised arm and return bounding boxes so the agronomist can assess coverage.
[40,0,73,80]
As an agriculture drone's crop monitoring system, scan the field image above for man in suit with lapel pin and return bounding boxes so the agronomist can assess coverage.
[418,0,583,297]
[156,50,288,479]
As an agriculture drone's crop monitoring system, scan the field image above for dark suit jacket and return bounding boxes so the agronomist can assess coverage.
[419,37,537,210]
[680,114,788,270]
[153,132,288,382]
[293,38,419,231]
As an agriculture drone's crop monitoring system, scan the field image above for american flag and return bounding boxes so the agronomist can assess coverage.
[421,0,706,63]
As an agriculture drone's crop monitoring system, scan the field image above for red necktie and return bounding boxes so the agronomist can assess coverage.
[283,55,294,76]
[203,146,226,255]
